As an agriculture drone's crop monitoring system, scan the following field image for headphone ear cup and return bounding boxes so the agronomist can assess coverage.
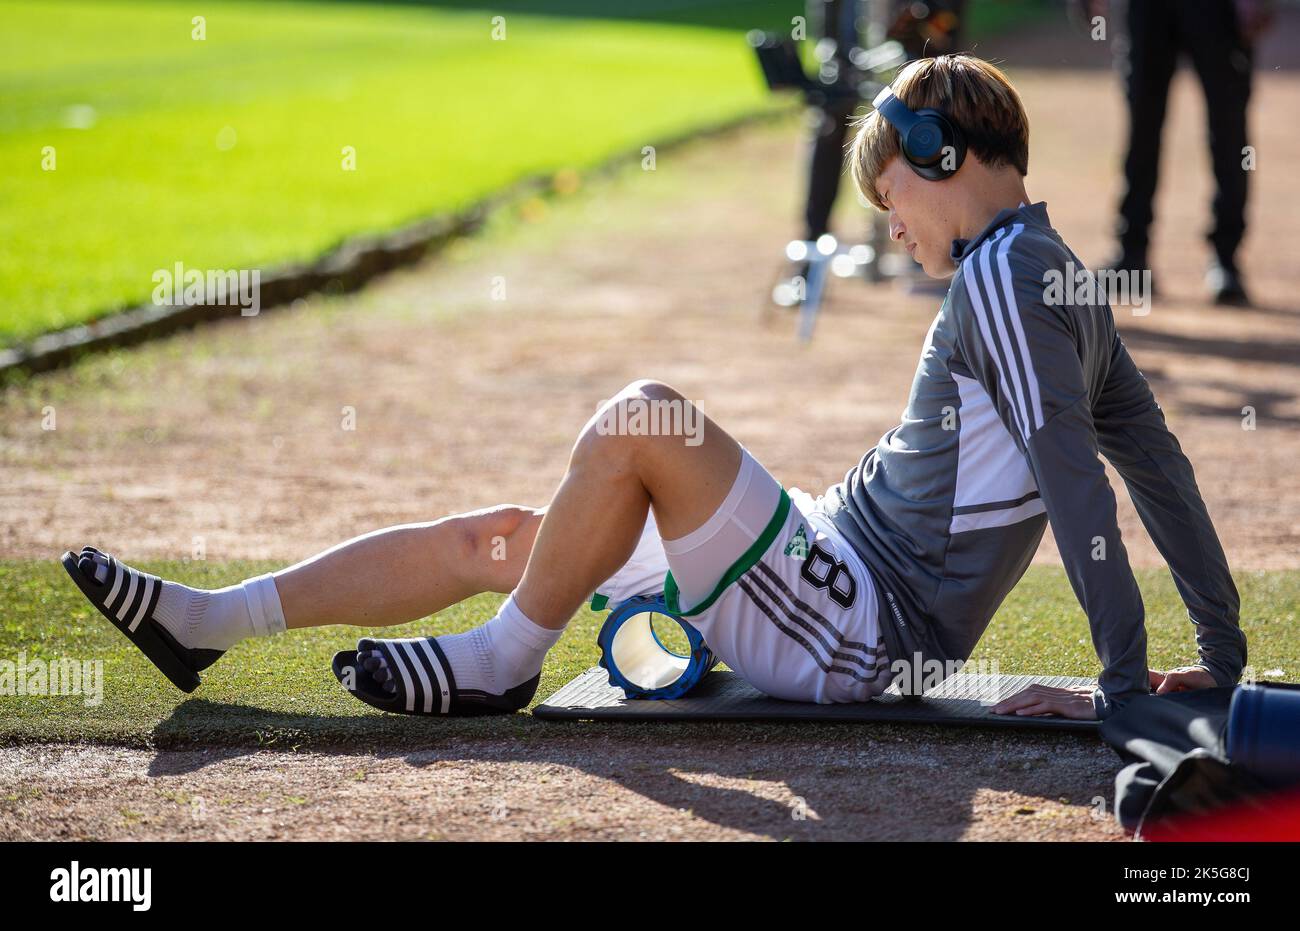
[940,119,967,178]
[903,110,967,181]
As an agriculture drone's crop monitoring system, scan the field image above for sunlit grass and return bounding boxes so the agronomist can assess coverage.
[0,0,787,344]
[2,561,1291,747]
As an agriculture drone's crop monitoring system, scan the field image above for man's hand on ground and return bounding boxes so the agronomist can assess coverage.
[989,667,1220,720]
[1149,665,1218,694]
[991,684,1098,720]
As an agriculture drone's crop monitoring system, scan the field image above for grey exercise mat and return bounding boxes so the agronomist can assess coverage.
[534,668,1101,731]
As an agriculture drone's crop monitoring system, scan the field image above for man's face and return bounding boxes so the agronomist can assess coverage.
[876,157,959,279]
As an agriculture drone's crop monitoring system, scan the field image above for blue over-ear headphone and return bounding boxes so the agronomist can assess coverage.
[872,86,967,181]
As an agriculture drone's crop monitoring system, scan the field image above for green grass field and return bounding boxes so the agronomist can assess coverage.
[0,0,803,346]
[2,561,1294,748]
[0,0,1057,349]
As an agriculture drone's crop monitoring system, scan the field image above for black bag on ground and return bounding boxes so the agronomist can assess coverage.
[1100,683,1300,837]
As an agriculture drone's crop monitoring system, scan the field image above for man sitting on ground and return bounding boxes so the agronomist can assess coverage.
[64,55,1246,720]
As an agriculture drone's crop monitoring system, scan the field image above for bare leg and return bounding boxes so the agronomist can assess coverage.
[275,504,543,630]
[337,379,745,709]
[283,380,738,635]
[515,379,742,630]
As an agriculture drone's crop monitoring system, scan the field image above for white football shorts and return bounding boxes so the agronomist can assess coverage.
[592,446,894,704]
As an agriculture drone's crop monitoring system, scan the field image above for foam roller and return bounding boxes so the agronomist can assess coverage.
[596,593,718,700]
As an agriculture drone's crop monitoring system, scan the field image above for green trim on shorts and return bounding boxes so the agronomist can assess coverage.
[589,593,610,612]
[663,487,792,618]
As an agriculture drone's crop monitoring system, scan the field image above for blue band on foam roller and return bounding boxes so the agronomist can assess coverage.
[596,593,718,700]
[1226,683,1300,787]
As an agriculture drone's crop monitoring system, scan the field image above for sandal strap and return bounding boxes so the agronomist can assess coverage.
[102,557,162,633]
[374,638,455,714]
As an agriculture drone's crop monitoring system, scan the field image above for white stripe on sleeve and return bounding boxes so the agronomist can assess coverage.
[963,234,1028,441]
[978,228,1035,439]
[996,224,1044,432]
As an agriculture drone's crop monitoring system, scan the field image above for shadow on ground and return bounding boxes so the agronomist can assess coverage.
[130,700,1121,841]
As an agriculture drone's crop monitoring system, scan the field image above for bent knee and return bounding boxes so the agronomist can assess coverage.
[575,379,699,466]
[588,379,691,439]
[617,378,684,405]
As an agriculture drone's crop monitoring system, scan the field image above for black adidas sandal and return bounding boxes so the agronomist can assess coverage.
[60,545,225,693]
[331,637,538,717]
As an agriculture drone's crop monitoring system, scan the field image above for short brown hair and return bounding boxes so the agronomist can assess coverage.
[848,54,1030,210]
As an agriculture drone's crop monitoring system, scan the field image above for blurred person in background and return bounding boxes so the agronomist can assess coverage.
[1091,0,1276,305]
[778,0,965,298]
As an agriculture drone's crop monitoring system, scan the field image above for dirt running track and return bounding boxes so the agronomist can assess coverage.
[0,735,1124,841]
[3,13,1299,840]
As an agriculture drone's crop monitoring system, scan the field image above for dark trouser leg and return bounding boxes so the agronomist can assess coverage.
[1178,0,1253,269]
[802,103,854,241]
[1115,0,1179,267]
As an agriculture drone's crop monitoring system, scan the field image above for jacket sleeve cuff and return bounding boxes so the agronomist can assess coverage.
[1092,687,1112,720]
[1198,659,1240,688]
[1092,686,1149,721]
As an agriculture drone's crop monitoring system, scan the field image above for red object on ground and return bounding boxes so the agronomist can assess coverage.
[1144,786,1300,841]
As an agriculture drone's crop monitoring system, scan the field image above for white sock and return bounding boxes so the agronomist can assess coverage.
[153,572,287,652]
[435,593,562,692]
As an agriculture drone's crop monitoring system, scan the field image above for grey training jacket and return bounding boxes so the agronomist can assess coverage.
[823,201,1247,719]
